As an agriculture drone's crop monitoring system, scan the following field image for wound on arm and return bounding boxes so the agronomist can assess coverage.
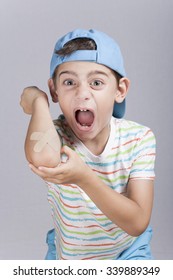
[30,128,59,152]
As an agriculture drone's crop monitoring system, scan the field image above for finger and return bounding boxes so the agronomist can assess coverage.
[29,163,48,178]
[44,177,62,184]
[37,163,65,176]
[61,145,75,159]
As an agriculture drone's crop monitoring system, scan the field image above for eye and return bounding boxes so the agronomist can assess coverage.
[63,79,75,86]
[90,80,103,87]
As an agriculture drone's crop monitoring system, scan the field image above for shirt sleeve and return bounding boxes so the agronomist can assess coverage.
[129,128,156,180]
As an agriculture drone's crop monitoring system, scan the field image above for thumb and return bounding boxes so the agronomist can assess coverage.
[60,145,74,160]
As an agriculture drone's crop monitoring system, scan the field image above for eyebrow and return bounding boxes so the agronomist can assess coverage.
[59,71,78,77]
[58,70,109,78]
[87,70,109,78]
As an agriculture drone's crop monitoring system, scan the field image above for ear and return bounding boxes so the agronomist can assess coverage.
[115,77,130,103]
[48,78,59,103]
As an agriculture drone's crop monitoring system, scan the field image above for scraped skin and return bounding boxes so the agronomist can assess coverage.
[30,128,60,153]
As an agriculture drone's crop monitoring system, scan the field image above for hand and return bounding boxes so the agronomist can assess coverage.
[20,86,49,114]
[29,145,91,186]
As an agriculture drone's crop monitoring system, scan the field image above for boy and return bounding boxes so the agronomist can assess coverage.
[20,29,156,260]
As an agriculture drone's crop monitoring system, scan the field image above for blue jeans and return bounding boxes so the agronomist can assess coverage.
[45,226,153,260]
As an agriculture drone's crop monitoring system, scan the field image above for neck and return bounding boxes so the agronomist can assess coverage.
[82,124,111,156]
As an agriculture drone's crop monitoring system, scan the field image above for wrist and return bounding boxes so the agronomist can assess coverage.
[33,95,49,111]
[78,166,97,190]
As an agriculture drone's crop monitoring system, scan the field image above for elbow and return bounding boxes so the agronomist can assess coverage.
[128,228,146,237]
[25,149,61,168]
[127,220,149,237]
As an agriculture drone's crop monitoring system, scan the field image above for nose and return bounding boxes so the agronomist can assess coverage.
[75,83,91,100]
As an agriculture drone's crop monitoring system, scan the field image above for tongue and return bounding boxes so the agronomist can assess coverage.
[76,110,94,126]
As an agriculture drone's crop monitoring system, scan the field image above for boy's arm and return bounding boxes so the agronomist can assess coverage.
[80,173,154,237]
[21,87,61,167]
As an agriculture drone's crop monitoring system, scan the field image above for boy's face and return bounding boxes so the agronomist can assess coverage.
[52,61,125,150]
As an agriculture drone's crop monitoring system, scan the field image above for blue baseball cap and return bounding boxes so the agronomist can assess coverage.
[50,29,126,118]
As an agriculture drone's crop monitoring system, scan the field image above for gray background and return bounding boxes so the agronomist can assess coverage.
[0,0,172,259]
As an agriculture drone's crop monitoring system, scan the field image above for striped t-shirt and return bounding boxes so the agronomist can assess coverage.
[46,115,156,260]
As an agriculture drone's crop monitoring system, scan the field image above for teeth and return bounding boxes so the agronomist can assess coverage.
[79,109,87,112]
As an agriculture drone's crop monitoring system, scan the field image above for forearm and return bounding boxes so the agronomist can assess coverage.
[79,169,149,236]
[25,97,61,167]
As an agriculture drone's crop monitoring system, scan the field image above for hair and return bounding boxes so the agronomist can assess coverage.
[53,38,122,83]
[56,38,97,55]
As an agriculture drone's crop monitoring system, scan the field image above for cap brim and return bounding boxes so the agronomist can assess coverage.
[112,99,125,118]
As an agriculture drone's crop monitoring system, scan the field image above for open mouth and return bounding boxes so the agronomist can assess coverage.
[75,109,94,128]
